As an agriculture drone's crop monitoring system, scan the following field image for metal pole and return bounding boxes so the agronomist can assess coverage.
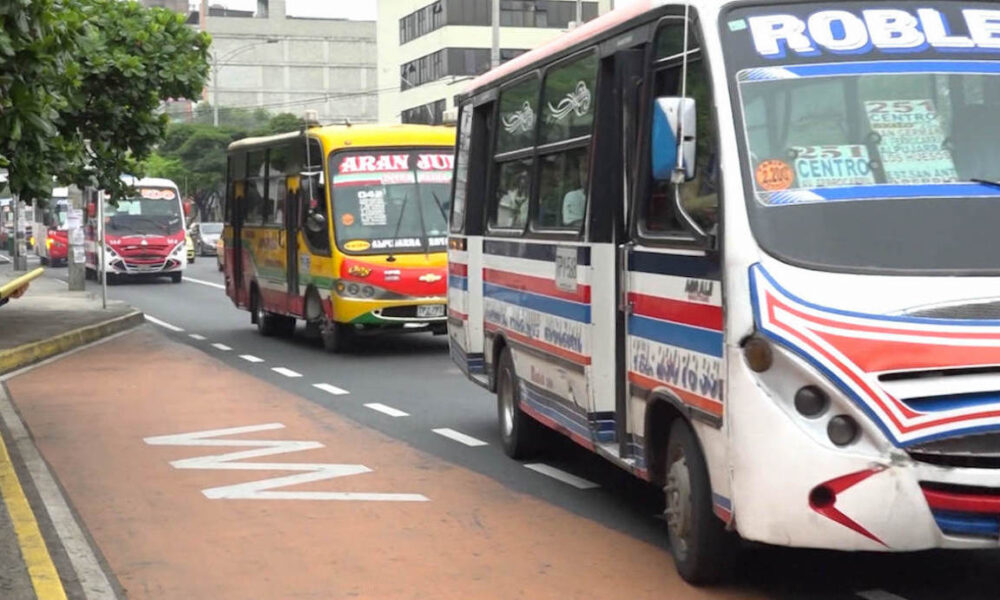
[576,0,582,26]
[11,198,25,271]
[98,190,106,309]
[491,0,500,69]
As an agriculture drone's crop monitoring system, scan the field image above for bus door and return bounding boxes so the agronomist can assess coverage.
[284,175,300,314]
[623,20,724,462]
[227,154,248,307]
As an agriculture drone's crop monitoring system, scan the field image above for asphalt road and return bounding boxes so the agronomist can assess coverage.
[42,257,1000,600]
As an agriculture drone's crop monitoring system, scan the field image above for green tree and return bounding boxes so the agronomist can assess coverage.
[0,0,210,204]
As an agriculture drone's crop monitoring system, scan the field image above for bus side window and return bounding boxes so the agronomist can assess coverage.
[246,150,267,225]
[490,74,540,231]
[643,23,719,237]
[266,145,291,227]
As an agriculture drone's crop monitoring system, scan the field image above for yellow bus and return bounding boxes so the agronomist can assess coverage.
[223,124,455,352]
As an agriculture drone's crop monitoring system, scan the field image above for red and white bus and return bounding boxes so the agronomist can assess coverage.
[34,186,75,266]
[85,176,188,283]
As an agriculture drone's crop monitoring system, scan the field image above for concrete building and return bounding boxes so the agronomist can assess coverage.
[376,0,611,125]
[146,0,378,125]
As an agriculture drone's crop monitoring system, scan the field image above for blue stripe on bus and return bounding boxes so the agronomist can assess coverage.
[484,239,591,265]
[484,282,591,323]
[449,274,468,291]
[628,251,720,280]
[628,315,724,358]
[788,60,1000,78]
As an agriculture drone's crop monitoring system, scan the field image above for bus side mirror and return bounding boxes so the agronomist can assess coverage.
[651,97,697,182]
[305,211,326,233]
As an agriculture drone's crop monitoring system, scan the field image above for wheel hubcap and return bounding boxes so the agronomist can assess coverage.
[500,371,514,438]
[664,451,693,560]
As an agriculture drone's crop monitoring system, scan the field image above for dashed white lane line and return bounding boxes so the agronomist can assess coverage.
[183,276,226,289]
[211,343,232,351]
[524,463,599,490]
[189,334,206,340]
[313,383,349,396]
[364,403,409,417]
[857,591,910,600]
[432,428,487,447]
[146,315,184,332]
[272,367,302,378]
[240,354,264,363]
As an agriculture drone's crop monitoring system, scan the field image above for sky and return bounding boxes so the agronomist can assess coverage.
[212,0,641,21]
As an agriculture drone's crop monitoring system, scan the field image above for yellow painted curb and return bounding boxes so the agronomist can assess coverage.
[0,424,67,600]
[0,310,145,375]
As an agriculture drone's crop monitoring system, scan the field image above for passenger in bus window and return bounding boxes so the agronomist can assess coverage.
[495,165,530,228]
[561,151,588,228]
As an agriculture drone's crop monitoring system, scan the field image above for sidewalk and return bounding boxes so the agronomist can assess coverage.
[0,259,144,599]
[0,263,144,375]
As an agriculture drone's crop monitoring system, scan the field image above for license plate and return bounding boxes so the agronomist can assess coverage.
[417,304,445,318]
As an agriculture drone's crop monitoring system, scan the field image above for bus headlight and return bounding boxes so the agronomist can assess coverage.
[333,279,407,300]
[170,242,185,257]
[746,335,887,453]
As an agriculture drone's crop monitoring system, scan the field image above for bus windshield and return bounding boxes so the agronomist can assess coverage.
[330,149,453,255]
[106,187,182,236]
[48,201,68,228]
[723,2,1000,274]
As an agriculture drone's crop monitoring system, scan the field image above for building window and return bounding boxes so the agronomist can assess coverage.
[401,1,599,45]
[400,48,526,90]
[401,99,447,125]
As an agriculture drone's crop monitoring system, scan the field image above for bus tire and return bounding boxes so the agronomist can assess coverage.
[85,267,95,281]
[275,316,296,338]
[252,288,279,336]
[663,419,734,585]
[170,272,182,284]
[40,256,48,266]
[320,320,350,353]
[496,347,540,459]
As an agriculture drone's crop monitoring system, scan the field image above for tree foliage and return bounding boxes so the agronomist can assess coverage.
[0,0,210,204]
[144,112,308,212]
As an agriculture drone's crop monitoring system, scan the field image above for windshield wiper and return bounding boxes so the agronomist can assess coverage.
[386,192,410,263]
[430,191,448,222]
[971,178,1000,190]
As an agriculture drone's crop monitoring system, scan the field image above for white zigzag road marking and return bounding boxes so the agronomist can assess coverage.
[144,423,428,502]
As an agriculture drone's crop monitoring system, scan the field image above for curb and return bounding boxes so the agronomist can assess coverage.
[0,311,145,376]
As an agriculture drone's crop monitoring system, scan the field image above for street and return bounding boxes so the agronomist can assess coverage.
[8,257,992,600]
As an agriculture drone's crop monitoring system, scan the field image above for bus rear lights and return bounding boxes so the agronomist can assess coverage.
[743,336,773,372]
[794,386,829,418]
[827,415,860,447]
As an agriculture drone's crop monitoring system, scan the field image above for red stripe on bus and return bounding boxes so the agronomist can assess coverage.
[485,322,591,366]
[449,262,468,276]
[628,293,722,331]
[483,268,590,303]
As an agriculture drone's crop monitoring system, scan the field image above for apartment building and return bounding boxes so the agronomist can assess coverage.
[377,0,611,125]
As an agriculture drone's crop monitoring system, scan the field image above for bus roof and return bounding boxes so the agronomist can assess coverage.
[120,175,179,189]
[463,0,663,96]
[227,124,455,154]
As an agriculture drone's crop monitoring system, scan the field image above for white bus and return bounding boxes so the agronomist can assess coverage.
[448,0,1000,583]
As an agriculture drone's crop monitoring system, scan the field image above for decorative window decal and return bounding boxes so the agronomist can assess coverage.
[547,81,592,121]
[502,101,536,135]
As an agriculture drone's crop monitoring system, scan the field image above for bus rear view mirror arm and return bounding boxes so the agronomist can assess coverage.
[651,97,697,183]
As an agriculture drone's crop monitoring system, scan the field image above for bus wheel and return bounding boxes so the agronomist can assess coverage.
[663,419,733,585]
[275,316,296,338]
[253,289,279,336]
[170,272,182,284]
[319,319,350,353]
[85,267,95,281]
[497,347,539,459]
